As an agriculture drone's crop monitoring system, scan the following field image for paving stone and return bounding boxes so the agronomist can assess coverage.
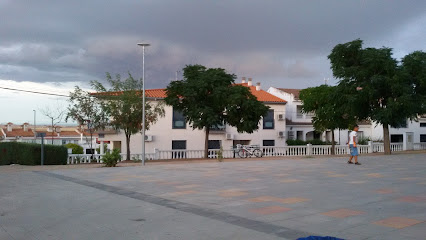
[373,217,424,229]
[249,206,292,215]
[321,208,365,218]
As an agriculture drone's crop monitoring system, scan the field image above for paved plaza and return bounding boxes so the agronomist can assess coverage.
[0,153,425,240]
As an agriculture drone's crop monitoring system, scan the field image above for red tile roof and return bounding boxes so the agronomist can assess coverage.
[278,88,301,100]
[57,131,81,137]
[2,128,35,137]
[92,85,286,103]
[237,83,286,103]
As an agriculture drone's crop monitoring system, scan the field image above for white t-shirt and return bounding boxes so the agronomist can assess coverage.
[349,131,357,145]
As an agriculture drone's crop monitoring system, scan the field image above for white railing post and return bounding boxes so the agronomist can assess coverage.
[368,141,373,153]
[307,144,312,156]
[154,148,159,160]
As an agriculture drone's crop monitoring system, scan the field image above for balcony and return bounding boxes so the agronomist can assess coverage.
[210,123,226,133]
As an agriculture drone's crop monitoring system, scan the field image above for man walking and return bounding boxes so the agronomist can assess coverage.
[348,125,361,165]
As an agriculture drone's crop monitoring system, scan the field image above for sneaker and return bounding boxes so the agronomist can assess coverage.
[347,161,353,164]
[355,162,361,165]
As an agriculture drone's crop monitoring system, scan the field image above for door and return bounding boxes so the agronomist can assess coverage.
[406,132,414,150]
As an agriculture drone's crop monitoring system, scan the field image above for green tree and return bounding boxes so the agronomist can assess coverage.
[165,65,269,158]
[66,86,108,158]
[65,143,84,154]
[299,85,356,155]
[329,39,426,154]
[92,73,165,161]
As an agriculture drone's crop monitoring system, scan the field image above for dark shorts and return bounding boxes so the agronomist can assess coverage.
[349,144,358,156]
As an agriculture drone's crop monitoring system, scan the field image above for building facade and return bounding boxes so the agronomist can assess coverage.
[267,87,426,145]
[100,78,287,155]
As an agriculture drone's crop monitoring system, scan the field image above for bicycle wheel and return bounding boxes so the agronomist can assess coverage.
[238,149,249,158]
[253,149,263,158]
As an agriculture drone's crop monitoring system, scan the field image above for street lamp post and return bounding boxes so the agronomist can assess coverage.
[33,110,36,141]
[137,43,150,165]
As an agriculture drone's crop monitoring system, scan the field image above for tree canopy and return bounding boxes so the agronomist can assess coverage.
[299,85,356,154]
[329,39,426,154]
[66,86,109,157]
[165,65,269,158]
[91,73,164,160]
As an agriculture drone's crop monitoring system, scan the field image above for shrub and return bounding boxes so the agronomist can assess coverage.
[102,149,121,167]
[286,139,307,146]
[217,146,224,162]
[307,139,328,145]
[95,143,109,154]
[358,136,371,145]
[0,142,67,165]
[65,143,84,154]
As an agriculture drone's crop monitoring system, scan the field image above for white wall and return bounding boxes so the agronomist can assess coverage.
[267,87,312,123]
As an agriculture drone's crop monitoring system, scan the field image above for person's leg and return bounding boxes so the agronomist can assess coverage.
[348,145,354,163]
[354,147,361,165]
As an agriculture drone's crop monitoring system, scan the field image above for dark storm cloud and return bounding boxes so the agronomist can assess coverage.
[1,0,426,88]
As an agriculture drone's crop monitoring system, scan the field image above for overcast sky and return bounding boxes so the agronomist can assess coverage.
[1,0,426,124]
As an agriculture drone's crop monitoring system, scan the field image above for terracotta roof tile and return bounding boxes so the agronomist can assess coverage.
[278,88,301,100]
[58,131,81,136]
[237,83,286,103]
[92,84,286,103]
[2,128,35,137]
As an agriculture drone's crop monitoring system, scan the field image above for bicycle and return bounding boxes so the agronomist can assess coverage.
[237,145,263,158]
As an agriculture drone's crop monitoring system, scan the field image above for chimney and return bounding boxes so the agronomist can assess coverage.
[6,122,13,132]
[47,126,53,132]
[23,123,29,132]
[256,82,261,91]
[56,126,61,133]
[241,77,246,84]
[247,78,253,86]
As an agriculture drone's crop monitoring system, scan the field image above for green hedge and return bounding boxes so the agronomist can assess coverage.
[0,142,68,165]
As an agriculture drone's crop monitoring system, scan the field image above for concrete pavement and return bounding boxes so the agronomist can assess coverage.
[0,153,425,239]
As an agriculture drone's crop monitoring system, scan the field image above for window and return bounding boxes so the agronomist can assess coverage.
[210,122,226,131]
[420,123,426,127]
[208,140,221,149]
[62,140,67,145]
[390,134,403,143]
[172,108,186,129]
[296,105,303,118]
[172,140,186,159]
[263,140,275,146]
[263,140,275,155]
[420,135,426,142]
[86,149,95,154]
[296,131,304,140]
[263,110,275,129]
[306,111,314,118]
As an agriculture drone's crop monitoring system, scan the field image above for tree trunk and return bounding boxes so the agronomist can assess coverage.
[331,130,335,155]
[51,119,54,144]
[125,134,131,161]
[204,127,210,159]
[89,131,94,159]
[383,124,391,155]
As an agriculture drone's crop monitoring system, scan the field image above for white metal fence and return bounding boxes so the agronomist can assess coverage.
[66,142,425,164]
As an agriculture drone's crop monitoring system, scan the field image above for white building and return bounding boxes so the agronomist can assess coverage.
[0,122,100,153]
[100,78,287,155]
[267,87,426,145]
